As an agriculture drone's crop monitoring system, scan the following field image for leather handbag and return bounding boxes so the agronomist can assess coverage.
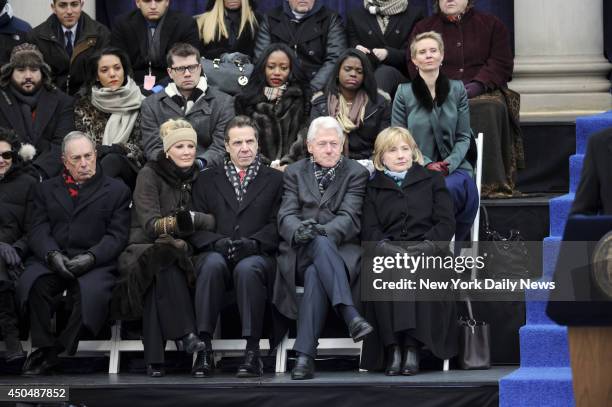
[480,205,531,280]
[201,52,253,95]
[458,297,491,370]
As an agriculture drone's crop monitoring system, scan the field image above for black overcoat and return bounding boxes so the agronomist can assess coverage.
[17,172,131,335]
[0,163,37,253]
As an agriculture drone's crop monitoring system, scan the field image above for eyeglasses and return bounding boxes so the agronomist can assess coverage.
[170,64,201,74]
[0,151,14,160]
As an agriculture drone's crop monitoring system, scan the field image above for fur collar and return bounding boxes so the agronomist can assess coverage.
[410,73,450,111]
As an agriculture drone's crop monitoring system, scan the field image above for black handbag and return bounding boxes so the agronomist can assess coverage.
[480,205,531,280]
[457,297,491,370]
[201,52,253,95]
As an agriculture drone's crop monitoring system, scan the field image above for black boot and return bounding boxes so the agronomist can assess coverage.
[291,353,315,380]
[236,349,264,378]
[192,349,214,377]
[0,292,25,362]
[384,345,402,376]
[400,346,420,376]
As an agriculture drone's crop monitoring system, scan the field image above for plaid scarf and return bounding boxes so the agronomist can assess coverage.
[264,83,287,102]
[62,168,79,199]
[224,154,262,202]
[312,155,343,194]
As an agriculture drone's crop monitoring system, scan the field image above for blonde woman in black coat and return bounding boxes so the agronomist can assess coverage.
[360,126,458,375]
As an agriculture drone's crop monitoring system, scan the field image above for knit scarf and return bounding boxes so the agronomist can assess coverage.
[312,155,343,194]
[91,76,144,146]
[62,168,79,199]
[384,168,407,187]
[10,86,41,139]
[264,83,287,102]
[165,76,208,114]
[224,154,261,202]
[327,90,368,154]
[364,0,408,33]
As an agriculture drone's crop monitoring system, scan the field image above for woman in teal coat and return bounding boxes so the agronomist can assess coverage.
[391,30,478,242]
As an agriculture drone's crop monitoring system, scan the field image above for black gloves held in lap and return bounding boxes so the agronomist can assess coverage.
[46,251,75,280]
[293,219,326,246]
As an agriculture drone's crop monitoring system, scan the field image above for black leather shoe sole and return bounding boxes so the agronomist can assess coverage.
[147,365,165,378]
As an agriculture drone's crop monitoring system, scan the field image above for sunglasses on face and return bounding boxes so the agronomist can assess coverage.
[0,151,14,160]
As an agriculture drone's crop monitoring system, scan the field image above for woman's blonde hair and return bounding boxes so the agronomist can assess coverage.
[196,0,258,45]
[372,127,424,171]
[409,31,445,59]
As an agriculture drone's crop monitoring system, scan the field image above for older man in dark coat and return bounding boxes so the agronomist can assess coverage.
[189,116,283,378]
[17,131,130,376]
[0,43,74,179]
[275,116,372,380]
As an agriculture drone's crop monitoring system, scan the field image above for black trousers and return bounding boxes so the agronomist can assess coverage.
[0,259,20,350]
[28,274,82,355]
[293,236,354,358]
[194,252,271,340]
[374,65,408,98]
[142,265,197,365]
[100,153,138,190]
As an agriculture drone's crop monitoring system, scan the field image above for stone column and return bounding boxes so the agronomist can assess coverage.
[511,0,612,121]
[12,0,96,28]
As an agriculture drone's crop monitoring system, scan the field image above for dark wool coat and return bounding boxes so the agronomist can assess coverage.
[189,163,284,256]
[346,5,424,75]
[254,4,346,91]
[310,90,391,160]
[234,83,310,165]
[0,16,31,65]
[0,87,74,179]
[408,9,513,90]
[274,158,368,320]
[571,128,612,216]
[359,165,458,369]
[17,172,131,335]
[27,13,111,95]
[111,9,200,85]
[0,162,37,253]
[112,160,199,320]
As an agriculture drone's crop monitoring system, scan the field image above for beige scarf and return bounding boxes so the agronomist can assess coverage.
[364,0,408,33]
[327,91,368,154]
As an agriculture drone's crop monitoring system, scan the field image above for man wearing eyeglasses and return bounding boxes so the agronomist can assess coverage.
[141,43,234,169]
[27,0,110,95]
[18,131,130,376]
[111,0,200,87]
[0,43,74,179]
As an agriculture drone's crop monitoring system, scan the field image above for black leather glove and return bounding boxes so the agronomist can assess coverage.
[376,240,409,257]
[230,238,259,263]
[405,240,438,257]
[213,237,233,258]
[293,219,318,246]
[0,242,21,267]
[65,252,96,277]
[175,210,195,235]
[46,251,75,280]
[97,144,127,158]
[313,223,327,236]
[191,211,216,231]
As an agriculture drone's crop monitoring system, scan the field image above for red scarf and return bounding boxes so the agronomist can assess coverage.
[62,169,79,199]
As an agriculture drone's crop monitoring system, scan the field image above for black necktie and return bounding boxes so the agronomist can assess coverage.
[65,30,73,57]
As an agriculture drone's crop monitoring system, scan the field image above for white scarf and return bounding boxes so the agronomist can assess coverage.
[91,77,144,146]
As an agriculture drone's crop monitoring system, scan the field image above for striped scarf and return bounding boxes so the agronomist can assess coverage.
[364,0,408,33]
[224,154,261,202]
[312,155,343,194]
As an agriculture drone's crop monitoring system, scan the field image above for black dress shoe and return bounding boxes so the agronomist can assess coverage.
[400,346,420,376]
[181,333,207,354]
[22,351,60,377]
[21,348,45,372]
[291,353,315,380]
[192,350,214,377]
[384,345,402,376]
[147,364,165,377]
[236,349,264,378]
[348,316,374,343]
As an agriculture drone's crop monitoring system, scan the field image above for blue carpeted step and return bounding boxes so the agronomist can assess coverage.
[519,324,570,367]
[575,110,612,155]
[568,154,584,194]
[499,367,574,407]
[549,195,575,237]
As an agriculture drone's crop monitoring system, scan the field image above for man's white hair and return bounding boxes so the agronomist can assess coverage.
[306,116,345,144]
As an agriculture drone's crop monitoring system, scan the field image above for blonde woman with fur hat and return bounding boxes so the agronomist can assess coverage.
[0,127,37,366]
[113,119,215,378]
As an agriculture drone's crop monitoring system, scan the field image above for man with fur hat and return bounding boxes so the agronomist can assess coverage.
[27,0,110,95]
[141,43,234,169]
[0,43,74,179]
[0,0,31,65]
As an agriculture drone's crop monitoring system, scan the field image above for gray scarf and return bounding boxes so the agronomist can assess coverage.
[91,77,143,145]
[146,12,167,67]
[364,0,408,33]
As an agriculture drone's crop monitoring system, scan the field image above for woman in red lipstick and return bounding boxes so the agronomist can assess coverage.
[235,43,310,171]
[310,48,391,163]
[74,47,145,189]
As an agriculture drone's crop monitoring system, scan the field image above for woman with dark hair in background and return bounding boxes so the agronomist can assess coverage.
[74,47,145,190]
[346,0,424,97]
[234,43,310,170]
[0,128,36,364]
[310,48,391,163]
[113,119,215,378]
[409,0,523,198]
[195,0,259,59]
